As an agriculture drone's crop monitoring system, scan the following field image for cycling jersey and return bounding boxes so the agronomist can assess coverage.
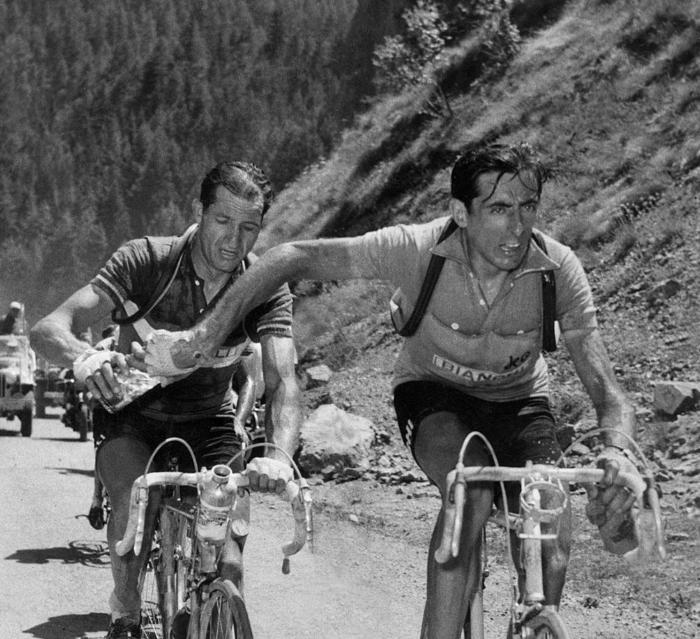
[347,217,597,401]
[92,234,292,418]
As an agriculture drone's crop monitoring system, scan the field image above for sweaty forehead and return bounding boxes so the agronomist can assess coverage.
[476,170,539,201]
[207,185,263,218]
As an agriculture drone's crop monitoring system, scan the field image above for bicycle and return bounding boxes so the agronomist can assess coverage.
[435,430,666,639]
[115,437,313,639]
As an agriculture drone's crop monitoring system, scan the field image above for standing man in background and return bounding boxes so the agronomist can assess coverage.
[0,301,23,334]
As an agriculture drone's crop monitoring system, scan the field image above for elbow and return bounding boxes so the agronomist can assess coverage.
[267,242,314,280]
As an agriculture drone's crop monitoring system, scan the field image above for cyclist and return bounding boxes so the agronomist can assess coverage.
[142,142,643,639]
[30,161,302,639]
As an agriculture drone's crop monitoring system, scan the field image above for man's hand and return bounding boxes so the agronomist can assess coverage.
[233,417,251,448]
[585,446,642,555]
[73,349,130,411]
[140,329,204,378]
[245,457,294,494]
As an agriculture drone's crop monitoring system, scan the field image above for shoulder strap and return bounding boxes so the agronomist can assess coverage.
[396,219,458,337]
[532,231,557,353]
[111,224,198,326]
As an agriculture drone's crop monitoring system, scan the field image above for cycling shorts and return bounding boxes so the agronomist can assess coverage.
[393,380,561,467]
[93,406,243,471]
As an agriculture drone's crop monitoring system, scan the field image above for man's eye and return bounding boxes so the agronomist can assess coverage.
[523,204,538,214]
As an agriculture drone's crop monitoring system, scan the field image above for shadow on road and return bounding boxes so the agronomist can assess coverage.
[36,437,92,443]
[24,612,110,639]
[0,428,22,437]
[5,540,109,566]
[49,467,96,478]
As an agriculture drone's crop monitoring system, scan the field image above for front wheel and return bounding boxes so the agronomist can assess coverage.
[199,578,253,639]
[521,608,572,639]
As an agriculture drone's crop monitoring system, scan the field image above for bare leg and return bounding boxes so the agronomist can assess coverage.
[97,436,154,623]
[414,412,494,639]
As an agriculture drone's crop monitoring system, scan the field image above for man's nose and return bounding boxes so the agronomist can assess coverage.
[509,209,525,236]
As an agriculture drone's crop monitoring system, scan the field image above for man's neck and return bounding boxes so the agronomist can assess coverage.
[190,244,235,302]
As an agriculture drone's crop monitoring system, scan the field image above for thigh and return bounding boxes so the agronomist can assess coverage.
[175,413,243,472]
[495,398,562,512]
[413,410,492,496]
[394,382,492,495]
[96,415,152,499]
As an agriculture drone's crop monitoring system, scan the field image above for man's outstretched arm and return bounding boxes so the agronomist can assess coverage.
[150,238,363,373]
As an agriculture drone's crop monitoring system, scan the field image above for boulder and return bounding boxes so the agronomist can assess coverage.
[299,404,374,477]
[653,381,700,416]
[304,364,333,389]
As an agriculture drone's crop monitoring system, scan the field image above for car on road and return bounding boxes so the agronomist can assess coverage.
[0,334,36,436]
[34,364,66,417]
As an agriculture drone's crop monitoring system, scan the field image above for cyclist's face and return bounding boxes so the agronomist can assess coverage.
[197,186,262,273]
[464,171,539,276]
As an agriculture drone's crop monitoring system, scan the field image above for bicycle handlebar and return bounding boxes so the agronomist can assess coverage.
[114,469,310,559]
[435,464,654,564]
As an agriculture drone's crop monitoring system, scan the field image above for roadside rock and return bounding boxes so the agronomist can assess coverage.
[645,278,682,307]
[304,363,333,389]
[653,380,700,416]
[299,404,374,479]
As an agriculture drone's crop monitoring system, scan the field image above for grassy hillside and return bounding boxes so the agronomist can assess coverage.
[256,0,699,422]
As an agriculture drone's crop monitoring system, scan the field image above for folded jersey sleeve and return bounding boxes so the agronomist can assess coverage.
[246,283,294,341]
[90,238,158,309]
[555,247,598,332]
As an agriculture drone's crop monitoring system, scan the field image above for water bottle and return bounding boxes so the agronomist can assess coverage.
[196,465,236,546]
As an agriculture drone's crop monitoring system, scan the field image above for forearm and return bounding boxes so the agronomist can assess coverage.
[565,328,636,448]
[30,316,92,368]
[233,378,257,428]
[264,377,303,463]
[193,240,360,357]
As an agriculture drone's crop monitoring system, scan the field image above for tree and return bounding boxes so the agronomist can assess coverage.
[372,0,452,119]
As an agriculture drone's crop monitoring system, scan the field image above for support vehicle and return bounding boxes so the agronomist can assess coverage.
[0,334,36,437]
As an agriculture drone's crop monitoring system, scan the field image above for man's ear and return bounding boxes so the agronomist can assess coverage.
[192,199,203,223]
[449,198,469,228]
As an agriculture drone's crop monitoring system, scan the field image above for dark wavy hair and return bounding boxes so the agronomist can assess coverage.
[451,142,552,208]
[199,161,274,218]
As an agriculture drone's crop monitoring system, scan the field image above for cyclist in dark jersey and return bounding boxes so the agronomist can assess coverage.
[31,161,302,639]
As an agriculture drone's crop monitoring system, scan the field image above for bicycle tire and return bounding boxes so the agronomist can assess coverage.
[139,505,189,639]
[139,539,163,639]
[198,578,253,639]
[521,608,572,639]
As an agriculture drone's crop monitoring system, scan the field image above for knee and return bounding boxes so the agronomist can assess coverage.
[219,555,244,588]
[543,539,570,574]
[219,536,244,588]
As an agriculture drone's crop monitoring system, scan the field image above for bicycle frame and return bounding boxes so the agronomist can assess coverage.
[117,438,313,639]
[437,458,664,639]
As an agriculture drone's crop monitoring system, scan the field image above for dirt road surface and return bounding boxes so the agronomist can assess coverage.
[0,412,424,639]
[2,411,698,638]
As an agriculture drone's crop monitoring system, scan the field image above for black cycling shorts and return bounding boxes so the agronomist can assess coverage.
[393,380,561,468]
[93,405,244,471]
